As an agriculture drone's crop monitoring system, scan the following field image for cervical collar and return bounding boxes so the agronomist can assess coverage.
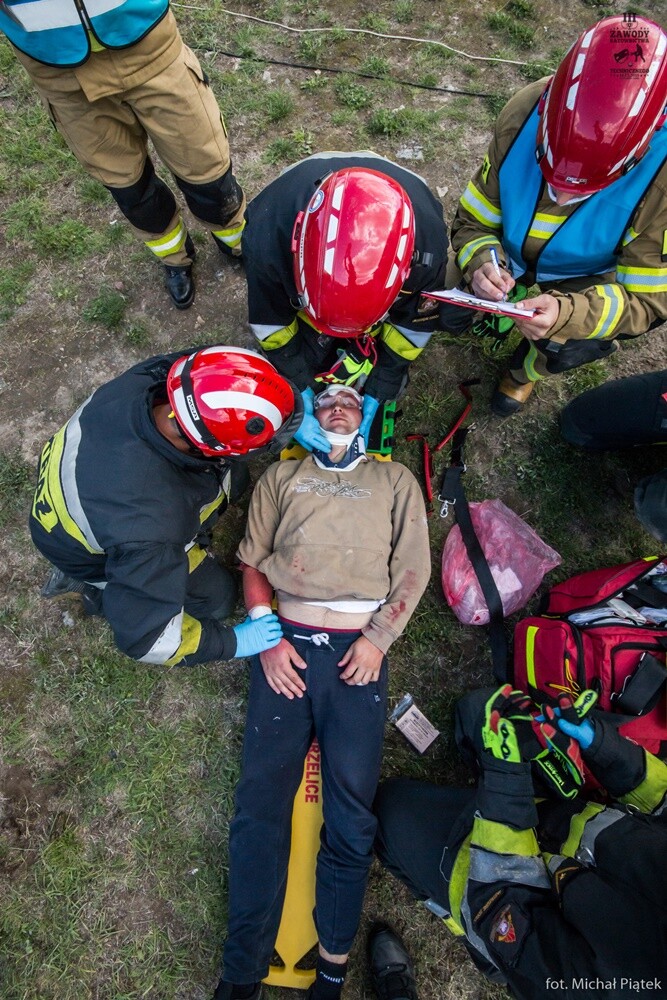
[547,184,591,206]
[313,429,367,471]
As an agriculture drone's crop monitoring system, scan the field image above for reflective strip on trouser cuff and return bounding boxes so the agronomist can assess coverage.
[212,218,246,248]
[522,344,544,382]
[621,752,667,815]
[457,235,501,271]
[250,318,299,349]
[459,181,502,229]
[560,801,606,859]
[617,265,667,293]
[588,284,624,339]
[471,818,540,858]
[145,217,187,258]
[139,609,203,665]
[469,845,549,889]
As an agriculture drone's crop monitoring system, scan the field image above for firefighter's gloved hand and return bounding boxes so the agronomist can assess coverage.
[482,684,524,763]
[359,394,380,445]
[233,614,283,658]
[547,690,598,750]
[294,388,331,453]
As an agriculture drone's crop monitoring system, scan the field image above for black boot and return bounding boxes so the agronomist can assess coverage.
[164,235,196,309]
[367,924,418,1000]
[41,567,104,617]
[212,982,262,1000]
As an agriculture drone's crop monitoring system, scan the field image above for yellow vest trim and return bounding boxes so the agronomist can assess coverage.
[163,612,203,666]
[472,817,539,857]
[561,801,605,858]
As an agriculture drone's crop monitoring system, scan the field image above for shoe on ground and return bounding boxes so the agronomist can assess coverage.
[164,234,196,309]
[212,981,262,1000]
[367,923,419,1000]
[41,567,104,617]
[491,372,535,417]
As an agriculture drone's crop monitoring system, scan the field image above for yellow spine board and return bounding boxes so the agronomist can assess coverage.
[263,740,324,989]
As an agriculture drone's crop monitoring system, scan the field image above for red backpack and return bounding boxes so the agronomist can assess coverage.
[513,556,667,757]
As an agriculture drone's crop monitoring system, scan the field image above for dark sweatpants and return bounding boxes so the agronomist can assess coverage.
[222,620,388,983]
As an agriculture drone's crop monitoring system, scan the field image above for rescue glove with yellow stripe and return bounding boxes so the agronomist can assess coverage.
[479,685,537,829]
[541,689,598,750]
[471,283,527,349]
[484,685,585,800]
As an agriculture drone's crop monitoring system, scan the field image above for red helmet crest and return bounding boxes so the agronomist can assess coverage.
[537,15,667,195]
[167,347,299,457]
[292,167,415,338]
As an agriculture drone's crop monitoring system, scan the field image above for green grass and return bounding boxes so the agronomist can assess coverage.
[0,453,34,528]
[0,260,35,319]
[82,288,128,330]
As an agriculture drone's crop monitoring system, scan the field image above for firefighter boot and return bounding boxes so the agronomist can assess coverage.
[491,371,535,417]
[41,567,104,617]
[367,924,419,1000]
[212,982,262,1000]
[164,236,196,310]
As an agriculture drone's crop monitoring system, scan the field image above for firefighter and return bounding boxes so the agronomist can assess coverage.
[448,14,667,415]
[29,348,304,666]
[0,0,246,309]
[373,686,667,1000]
[242,151,466,451]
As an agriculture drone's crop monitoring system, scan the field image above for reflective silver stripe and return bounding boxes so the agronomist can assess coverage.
[61,398,104,553]
[469,846,550,889]
[139,609,184,664]
[391,323,432,348]
[4,0,82,30]
[84,0,129,16]
[459,893,497,967]
[547,853,567,876]
[578,807,625,860]
[249,323,286,341]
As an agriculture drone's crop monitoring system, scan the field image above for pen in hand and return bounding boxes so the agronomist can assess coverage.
[489,247,507,302]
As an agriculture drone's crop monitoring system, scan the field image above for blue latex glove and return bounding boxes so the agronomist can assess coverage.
[293,388,331,453]
[359,394,380,446]
[233,614,283,658]
[540,690,598,750]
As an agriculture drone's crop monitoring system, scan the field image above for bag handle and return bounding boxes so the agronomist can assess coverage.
[438,428,509,683]
[611,651,666,717]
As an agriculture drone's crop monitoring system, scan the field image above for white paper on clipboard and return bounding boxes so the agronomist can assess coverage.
[422,288,536,319]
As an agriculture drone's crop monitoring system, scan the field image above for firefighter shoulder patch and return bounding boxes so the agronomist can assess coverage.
[487,903,529,964]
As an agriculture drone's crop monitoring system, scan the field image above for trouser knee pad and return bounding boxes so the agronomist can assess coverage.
[176,165,244,226]
[106,159,176,233]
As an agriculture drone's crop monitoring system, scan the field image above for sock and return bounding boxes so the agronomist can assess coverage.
[310,956,348,999]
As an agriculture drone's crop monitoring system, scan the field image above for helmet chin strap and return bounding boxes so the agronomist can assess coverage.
[312,429,367,471]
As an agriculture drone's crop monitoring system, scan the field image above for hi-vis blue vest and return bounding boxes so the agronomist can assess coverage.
[0,0,169,67]
[498,101,667,283]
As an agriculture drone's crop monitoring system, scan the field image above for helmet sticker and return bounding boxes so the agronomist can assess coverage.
[308,189,325,213]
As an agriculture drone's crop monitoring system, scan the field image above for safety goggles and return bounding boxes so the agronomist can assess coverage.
[313,386,364,410]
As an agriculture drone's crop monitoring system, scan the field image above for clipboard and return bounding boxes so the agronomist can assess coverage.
[422,288,536,319]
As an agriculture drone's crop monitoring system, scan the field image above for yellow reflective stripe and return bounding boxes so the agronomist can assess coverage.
[525,624,538,689]
[459,181,502,229]
[457,235,500,271]
[145,218,187,258]
[44,426,96,552]
[528,212,564,240]
[663,231,667,258]
[472,817,539,857]
[588,284,624,338]
[620,753,667,814]
[617,265,667,293]
[622,226,639,247]
[163,612,203,666]
[212,218,246,247]
[199,490,224,525]
[522,344,543,382]
[32,439,58,532]
[187,544,208,573]
[260,318,300,350]
[381,322,423,362]
[448,833,471,932]
[561,801,606,857]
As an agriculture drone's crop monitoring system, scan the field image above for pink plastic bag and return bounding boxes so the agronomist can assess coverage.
[442,499,561,625]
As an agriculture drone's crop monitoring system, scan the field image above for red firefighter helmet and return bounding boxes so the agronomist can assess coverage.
[536,15,667,195]
[292,167,415,338]
[167,347,301,458]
